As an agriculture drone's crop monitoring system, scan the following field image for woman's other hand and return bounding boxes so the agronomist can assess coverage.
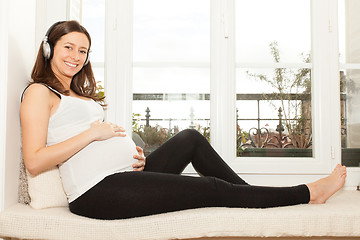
[89,120,126,141]
[133,146,146,171]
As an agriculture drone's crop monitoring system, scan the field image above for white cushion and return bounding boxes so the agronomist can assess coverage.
[27,167,68,209]
[1,190,360,240]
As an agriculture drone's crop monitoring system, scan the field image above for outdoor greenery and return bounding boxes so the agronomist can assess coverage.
[245,41,312,149]
[237,126,249,156]
[132,112,211,154]
[95,81,105,104]
[133,42,313,154]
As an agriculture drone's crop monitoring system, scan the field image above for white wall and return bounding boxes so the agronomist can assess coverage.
[0,0,9,211]
[0,0,68,211]
[0,0,36,209]
[35,0,68,47]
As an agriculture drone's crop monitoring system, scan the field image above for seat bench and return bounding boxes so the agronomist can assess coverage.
[0,190,359,240]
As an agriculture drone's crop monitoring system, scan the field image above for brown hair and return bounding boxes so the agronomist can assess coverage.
[31,20,105,104]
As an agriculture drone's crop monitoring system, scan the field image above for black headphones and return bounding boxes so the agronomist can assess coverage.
[42,21,90,66]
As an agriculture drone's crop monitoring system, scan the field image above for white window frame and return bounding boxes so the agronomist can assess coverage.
[102,0,344,181]
[104,0,133,133]
[229,0,341,175]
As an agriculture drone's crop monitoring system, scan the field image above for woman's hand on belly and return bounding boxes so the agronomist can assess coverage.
[132,146,146,171]
[89,120,126,141]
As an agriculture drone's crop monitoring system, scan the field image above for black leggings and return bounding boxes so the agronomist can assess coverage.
[69,129,310,219]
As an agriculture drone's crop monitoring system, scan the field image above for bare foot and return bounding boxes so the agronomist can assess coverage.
[306,164,347,204]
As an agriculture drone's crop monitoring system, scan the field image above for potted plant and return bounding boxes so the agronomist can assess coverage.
[242,41,312,156]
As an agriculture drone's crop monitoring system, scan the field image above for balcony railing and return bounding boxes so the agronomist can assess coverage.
[133,93,348,152]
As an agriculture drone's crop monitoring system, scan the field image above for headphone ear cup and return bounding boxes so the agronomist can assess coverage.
[42,21,64,61]
[42,40,53,60]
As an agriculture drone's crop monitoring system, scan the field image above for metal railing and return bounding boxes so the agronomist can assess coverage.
[133,93,347,149]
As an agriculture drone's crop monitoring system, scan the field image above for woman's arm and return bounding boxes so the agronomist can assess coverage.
[20,84,125,176]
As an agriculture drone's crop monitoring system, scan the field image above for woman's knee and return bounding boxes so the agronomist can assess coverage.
[177,129,203,142]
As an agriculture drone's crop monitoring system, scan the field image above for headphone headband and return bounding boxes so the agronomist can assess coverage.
[45,21,65,39]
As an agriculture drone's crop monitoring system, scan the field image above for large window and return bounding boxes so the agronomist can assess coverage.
[132,0,210,155]
[80,0,352,180]
[235,0,312,158]
[339,0,360,167]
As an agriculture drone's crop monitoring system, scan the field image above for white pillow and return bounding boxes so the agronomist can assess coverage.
[26,167,68,209]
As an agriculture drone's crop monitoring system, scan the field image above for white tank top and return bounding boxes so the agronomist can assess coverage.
[41,85,138,202]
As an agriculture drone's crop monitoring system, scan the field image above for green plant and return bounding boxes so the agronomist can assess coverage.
[236,125,249,156]
[195,125,210,143]
[132,117,212,154]
[95,81,106,106]
[136,125,172,146]
[132,113,141,132]
[246,41,311,148]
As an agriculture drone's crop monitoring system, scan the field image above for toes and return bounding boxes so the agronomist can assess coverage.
[336,163,342,169]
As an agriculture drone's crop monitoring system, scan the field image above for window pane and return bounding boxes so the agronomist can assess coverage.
[134,0,210,62]
[132,68,210,126]
[82,0,105,96]
[235,0,311,64]
[82,0,105,63]
[236,68,312,157]
[235,0,312,158]
[341,69,360,167]
[133,0,210,155]
[133,68,210,93]
[339,0,360,64]
[339,0,360,167]
[133,68,211,155]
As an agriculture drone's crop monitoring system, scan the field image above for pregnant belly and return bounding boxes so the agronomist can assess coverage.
[59,135,139,201]
[61,135,139,185]
[80,135,138,170]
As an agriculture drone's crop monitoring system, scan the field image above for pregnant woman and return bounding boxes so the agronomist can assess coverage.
[20,20,347,220]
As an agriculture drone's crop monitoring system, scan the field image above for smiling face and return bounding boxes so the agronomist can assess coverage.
[50,31,90,85]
